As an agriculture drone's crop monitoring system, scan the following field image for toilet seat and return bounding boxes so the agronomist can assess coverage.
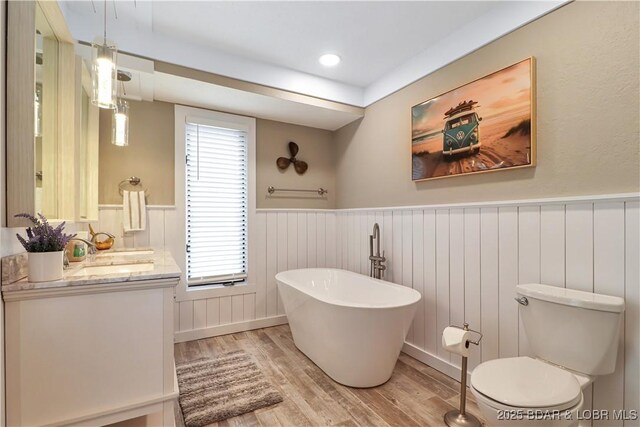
[471,357,582,410]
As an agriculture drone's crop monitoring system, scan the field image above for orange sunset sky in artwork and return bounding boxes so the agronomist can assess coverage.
[412,59,531,140]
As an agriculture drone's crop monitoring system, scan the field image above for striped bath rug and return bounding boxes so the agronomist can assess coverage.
[176,349,283,427]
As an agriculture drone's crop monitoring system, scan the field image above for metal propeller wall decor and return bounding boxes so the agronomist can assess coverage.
[276,141,308,174]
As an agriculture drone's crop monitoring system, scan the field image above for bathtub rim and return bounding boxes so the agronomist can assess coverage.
[275,268,422,310]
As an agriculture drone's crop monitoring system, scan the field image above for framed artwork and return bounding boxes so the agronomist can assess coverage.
[411,57,536,181]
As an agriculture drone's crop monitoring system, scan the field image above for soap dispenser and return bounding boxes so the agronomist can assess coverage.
[65,240,87,262]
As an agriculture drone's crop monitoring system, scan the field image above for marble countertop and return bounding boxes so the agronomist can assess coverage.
[2,248,181,293]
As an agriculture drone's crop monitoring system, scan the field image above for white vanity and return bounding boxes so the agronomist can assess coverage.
[1,249,180,426]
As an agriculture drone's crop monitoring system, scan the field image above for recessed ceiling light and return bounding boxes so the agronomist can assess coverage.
[319,53,341,67]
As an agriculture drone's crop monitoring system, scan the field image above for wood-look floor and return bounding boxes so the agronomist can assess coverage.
[174,325,487,427]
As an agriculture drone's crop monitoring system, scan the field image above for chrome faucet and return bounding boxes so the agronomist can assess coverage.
[369,223,386,279]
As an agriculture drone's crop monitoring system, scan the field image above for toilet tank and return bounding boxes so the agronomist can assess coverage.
[517,284,624,375]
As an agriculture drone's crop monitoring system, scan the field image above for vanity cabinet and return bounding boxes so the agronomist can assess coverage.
[3,264,180,426]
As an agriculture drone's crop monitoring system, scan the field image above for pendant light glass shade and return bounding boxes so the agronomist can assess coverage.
[34,85,42,137]
[91,38,117,109]
[112,98,129,147]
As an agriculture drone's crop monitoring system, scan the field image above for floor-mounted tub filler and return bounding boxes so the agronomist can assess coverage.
[276,268,421,387]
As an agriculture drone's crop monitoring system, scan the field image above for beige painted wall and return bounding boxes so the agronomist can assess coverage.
[99,100,175,205]
[99,102,336,208]
[257,119,335,209]
[334,1,640,208]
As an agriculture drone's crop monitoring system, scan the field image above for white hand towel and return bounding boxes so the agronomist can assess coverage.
[123,190,147,232]
[138,190,147,230]
[130,190,140,230]
[123,190,132,231]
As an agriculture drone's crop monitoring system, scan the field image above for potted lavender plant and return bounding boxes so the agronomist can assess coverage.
[15,213,75,282]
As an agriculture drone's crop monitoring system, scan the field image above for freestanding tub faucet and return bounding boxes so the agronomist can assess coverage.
[369,223,386,279]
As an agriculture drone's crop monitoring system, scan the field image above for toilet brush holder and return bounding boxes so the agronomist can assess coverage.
[443,323,483,427]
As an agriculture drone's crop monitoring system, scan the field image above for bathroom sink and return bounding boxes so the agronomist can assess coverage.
[97,249,155,257]
[69,262,155,277]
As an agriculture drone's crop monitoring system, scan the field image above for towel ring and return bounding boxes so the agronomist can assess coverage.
[118,176,148,196]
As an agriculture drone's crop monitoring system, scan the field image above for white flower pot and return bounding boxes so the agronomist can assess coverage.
[28,251,64,282]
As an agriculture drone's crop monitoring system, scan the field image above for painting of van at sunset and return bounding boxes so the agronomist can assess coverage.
[411,57,535,181]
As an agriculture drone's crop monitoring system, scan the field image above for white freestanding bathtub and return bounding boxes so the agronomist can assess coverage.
[275,268,421,387]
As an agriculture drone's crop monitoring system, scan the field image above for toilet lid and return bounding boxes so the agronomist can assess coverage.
[471,357,581,409]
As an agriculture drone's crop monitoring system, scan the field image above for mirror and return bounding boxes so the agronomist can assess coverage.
[77,59,100,221]
[7,0,100,226]
[35,3,59,219]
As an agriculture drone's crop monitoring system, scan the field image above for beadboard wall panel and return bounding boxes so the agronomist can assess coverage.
[94,207,338,340]
[334,197,638,425]
[624,201,640,424]
[97,195,638,421]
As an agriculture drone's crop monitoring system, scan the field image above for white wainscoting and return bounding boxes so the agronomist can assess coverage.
[173,210,338,341]
[95,206,338,341]
[94,206,175,251]
[98,194,639,423]
[333,196,639,427]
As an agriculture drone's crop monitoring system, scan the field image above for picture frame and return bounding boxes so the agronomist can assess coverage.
[411,57,536,182]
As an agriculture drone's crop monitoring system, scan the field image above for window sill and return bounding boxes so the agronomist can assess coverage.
[175,281,256,302]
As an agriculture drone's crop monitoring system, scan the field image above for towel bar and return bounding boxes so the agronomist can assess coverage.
[118,176,148,196]
[267,186,328,196]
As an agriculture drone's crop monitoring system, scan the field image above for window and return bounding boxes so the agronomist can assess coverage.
[445,119,456,130]
[447,114,475,130]
[174,106,256,297]
[460,114,474,126]
[186,120,248,286]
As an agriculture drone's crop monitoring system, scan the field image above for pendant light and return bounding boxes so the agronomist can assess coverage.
[91,1,117,109]
[34,85,42,137]
[35,48,43,137]
[112,71,131,147]
[112,98,129,146]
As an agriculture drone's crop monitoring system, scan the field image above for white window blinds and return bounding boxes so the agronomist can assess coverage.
[185,120,248,286]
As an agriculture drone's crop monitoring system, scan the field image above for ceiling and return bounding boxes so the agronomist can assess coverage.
[148,1,499,88]
[61,1,566,115]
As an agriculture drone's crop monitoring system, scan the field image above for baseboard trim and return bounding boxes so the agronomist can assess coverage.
[401,342,472,384]
[174,315,288,343]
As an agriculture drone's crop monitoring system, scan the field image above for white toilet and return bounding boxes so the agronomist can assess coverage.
[470,283,625,427]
